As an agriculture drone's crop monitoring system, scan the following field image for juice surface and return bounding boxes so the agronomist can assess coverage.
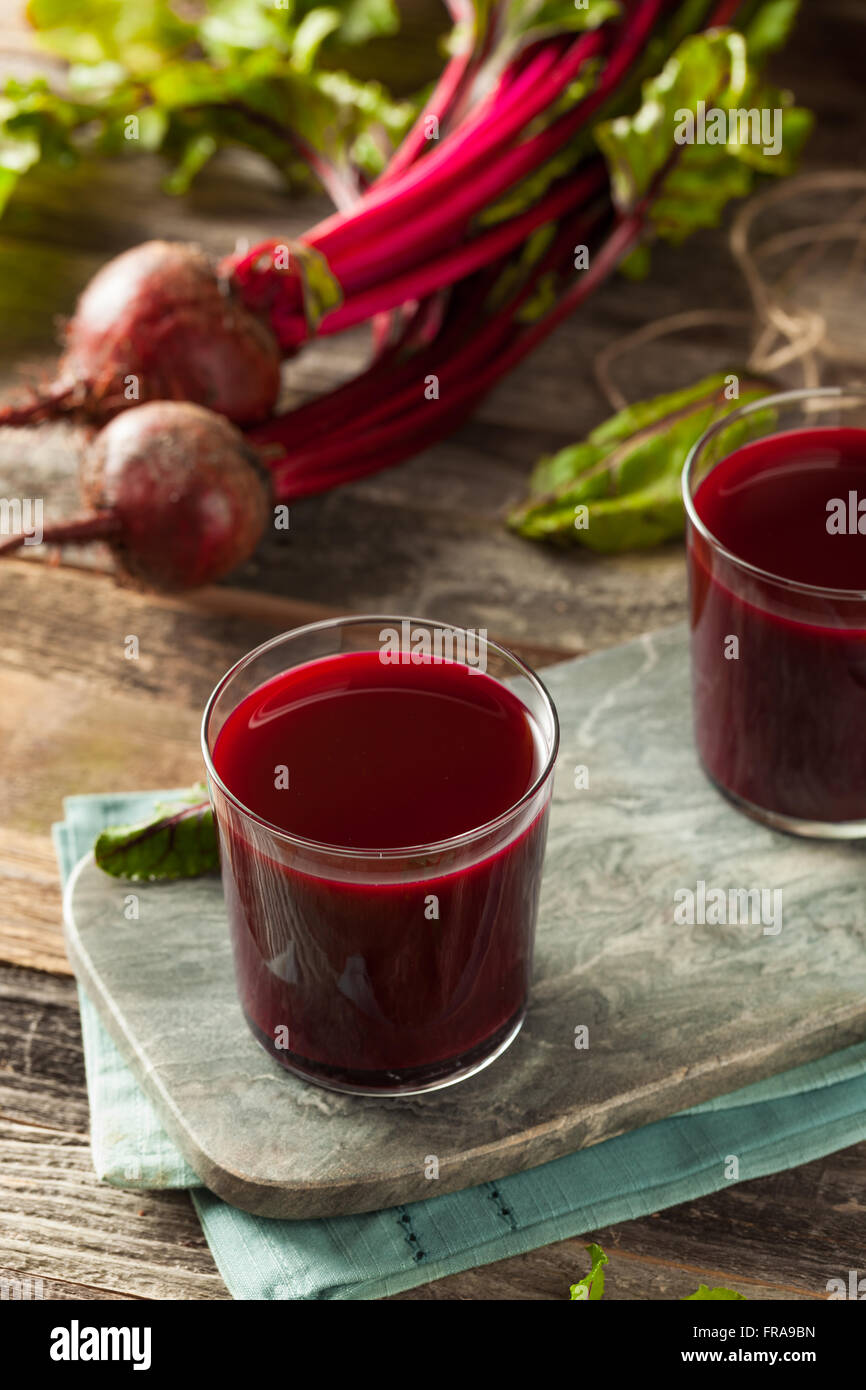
[694,425,866,589]
[213,650,540,848]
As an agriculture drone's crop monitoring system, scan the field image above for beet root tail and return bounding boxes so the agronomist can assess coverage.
[0,380,79,428]
[0,511,121,557]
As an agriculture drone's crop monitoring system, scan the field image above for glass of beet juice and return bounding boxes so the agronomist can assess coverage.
[683,386,866,837]
[202,617,559,1095]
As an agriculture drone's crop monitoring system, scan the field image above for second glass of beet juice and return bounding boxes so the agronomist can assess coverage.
[202,616,559,1094]
[683,387,866,837]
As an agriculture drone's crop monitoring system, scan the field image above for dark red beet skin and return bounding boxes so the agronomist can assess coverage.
[0,242,282,428]
[81,403,271,590]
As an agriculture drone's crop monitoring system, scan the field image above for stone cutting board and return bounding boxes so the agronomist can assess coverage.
[63,624,866,1218]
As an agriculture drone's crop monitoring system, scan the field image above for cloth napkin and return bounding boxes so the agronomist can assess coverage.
[55,791,866,1301]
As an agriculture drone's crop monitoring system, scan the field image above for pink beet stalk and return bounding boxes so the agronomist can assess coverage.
[316,167,606,333]
[377,46,478,186]
[228,0,667,351]
[352,35,580,214]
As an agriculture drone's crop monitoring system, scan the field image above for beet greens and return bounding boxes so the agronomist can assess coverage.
[0,0,811,583]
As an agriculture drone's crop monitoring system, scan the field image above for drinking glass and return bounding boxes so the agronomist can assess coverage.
[683,386,866,837]
[202,616,559,1094]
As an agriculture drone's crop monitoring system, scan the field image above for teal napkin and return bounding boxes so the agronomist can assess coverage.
[55,791,866,1301]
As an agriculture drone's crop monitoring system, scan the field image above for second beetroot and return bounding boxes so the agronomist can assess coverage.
[0,400,271,591]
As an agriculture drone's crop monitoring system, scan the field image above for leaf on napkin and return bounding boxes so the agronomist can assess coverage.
[94,787,218,881]
[508,371,775,552]
[570,1242,609,1300]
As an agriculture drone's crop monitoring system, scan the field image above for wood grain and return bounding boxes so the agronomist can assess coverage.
[0,0,864,1300]
[0,963,229,1299]
[1,960,860,1302]
[0,828,66,974]
[0,1118,230,1300]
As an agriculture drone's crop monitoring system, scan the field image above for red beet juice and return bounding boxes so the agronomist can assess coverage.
[208,646,554,1092]
[688,424,866,828]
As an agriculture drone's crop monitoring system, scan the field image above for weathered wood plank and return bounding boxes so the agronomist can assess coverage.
[0,1266,138,1300]
[0,667,203,836]
[0,1122,230,1300]
[0,963,90,1128]
[1,959,863,1300]
[0,558,578,708]
[0,0,864,1301]
[0,828,67,975]
[0,962,229,1299]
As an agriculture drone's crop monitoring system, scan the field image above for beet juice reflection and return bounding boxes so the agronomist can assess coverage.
[204,624,558,1094]
[685,402,866,833]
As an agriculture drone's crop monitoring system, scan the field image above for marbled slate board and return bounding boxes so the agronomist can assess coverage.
[63,624,866,1218]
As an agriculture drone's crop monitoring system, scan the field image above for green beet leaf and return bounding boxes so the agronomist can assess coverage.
[742,0,803,64]
[594,20,812,246]
[684,1284,747,1301]
[94,791,218,881]
[570,1242,609,1301]
[1,0,422,211]
[481,2,810,247]
[503,0,621,53]
[508,372,774,552]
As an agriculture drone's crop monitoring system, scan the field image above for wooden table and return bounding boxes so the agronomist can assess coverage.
[1,0,864,1300]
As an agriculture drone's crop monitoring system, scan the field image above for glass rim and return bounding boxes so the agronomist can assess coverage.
[201,613,560,861]
[681,384,866,602]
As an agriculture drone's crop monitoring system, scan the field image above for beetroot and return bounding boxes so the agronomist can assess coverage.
[0,401,271,591]
[0,242,282,428]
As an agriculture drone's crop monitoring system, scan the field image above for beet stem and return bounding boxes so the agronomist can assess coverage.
[0,380,77,427]
[305,30,607,257]
[319,167,605,332]
[377,44,477,186]
[0,511,121,557]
